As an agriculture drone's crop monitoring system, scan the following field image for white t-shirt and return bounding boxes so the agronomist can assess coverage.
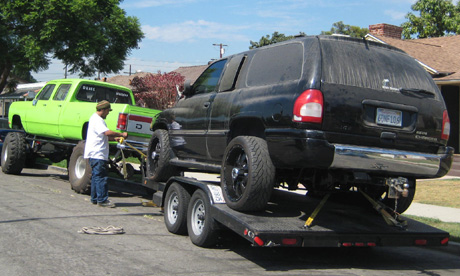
[84,113,110,160]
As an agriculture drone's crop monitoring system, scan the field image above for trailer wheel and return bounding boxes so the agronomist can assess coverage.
[68,141,91,194]
[146,129,179,182]
[187,189,218,247]
[164,182,191,235]
[221,136,275,211]
[381,180,416,214]
[1,132,27,174]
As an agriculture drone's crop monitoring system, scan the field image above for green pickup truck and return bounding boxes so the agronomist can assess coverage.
[2,79,160,193]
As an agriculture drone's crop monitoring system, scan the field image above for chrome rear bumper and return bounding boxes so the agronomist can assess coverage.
[330,144,454,178]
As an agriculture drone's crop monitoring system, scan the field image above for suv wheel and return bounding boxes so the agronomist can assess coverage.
[221,136,275,211]
[146,129,179,182]
[1,132,27,174]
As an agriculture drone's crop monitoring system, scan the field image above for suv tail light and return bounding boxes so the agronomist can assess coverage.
[293,89,323,123]
[441,110,450,141]
[117,113,128,130]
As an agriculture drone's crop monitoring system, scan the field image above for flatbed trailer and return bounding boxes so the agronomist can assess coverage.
[143,175,450,248]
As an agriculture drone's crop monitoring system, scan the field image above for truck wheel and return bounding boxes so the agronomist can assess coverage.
[1,132,27,174]
[187,189,218,247]
[68,141,91,194]
[146,129,178,182]
[381,180,416,214]
[164,182,191,235]
[221,136,275,211]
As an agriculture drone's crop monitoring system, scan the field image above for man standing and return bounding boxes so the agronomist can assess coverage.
[84,100,127,207]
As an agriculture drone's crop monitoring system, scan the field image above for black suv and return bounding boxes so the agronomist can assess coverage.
[148,35,453,212]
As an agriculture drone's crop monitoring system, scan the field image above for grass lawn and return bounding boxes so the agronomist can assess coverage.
[414,179,460,208]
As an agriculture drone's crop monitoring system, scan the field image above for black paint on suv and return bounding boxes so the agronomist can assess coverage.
[148,35,454,212]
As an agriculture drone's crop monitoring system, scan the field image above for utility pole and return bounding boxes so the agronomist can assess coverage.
[213,43,228,58]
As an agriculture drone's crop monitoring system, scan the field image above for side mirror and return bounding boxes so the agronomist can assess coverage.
[32,99,38,106]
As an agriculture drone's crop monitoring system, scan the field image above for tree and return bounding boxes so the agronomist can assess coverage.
[130,72,185,110]
[249,31,305,49]
[320,21,369,38]
[401,0,460,38]
[0,0,144,92]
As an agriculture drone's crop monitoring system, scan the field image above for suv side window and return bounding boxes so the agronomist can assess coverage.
[36,84,56,100]
[247,43,303,87]
[192,60,227,95]
[53,84,71,101]
[219,55,246,92]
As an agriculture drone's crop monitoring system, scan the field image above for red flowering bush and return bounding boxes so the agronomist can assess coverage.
[131,71,185,110]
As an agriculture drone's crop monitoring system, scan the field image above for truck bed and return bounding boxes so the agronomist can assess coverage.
[210,188,449,247]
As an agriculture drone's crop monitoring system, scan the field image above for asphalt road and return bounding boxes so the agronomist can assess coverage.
[0,166,459,276]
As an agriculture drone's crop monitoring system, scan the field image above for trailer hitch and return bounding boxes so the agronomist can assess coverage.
[385,177,409,199]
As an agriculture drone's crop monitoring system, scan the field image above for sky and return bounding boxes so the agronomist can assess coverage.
[31,0,447,82]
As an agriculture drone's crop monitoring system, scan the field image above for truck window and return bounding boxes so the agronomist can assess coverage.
[247,42,303,87]
[75,85,132,104]
[219,55,246,92]
[53,84,71,101]
[192,60,227,95]
[36,84,56,101]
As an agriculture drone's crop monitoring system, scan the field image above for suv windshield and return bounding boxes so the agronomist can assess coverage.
[321,39,439,95]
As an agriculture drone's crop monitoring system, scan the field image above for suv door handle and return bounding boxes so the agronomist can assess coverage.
[203,102,210,108]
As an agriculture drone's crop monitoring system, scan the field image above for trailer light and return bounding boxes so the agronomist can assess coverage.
[282,238,298,245]
[415,239,427,246]
[441,237,449,245]
[355,242,365,247]
[117,113,128,130]
[342,242,353,247]
[367,242,377,247]
[254,236,264,246]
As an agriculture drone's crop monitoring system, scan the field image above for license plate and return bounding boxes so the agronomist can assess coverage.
[376,108,402,127]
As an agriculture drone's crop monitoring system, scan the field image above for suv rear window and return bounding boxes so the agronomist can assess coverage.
[321,39,439,94]
[75,84,132,104]
[247,42,303,87]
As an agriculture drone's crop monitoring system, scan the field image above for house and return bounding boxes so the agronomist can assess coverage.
[172,65,208,84]
[365,23,460,152]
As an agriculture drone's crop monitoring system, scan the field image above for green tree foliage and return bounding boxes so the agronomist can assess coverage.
[402,0,460,38]
[249,31,305,49]
[0,0,144,92]
[131,71,185,110]
[320,21,369,38]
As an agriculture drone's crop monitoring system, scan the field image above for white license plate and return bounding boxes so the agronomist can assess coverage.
[376,108,402,127]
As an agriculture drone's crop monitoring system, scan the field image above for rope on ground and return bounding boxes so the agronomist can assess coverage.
[78,226,125,235]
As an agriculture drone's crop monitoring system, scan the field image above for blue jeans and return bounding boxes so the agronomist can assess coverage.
[89,158,109,203]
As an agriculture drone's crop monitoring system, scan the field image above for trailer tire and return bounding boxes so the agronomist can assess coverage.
[221,136,275,211]
[381,180,416,214]
[164,182,191,235]
[1,132,27,174]
[187,189,219,247]
[68,141,91,194]
[146,129,179,182]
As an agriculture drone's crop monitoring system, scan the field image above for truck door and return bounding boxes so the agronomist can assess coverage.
[26,84,57,136]
[47,83,72,138]
[171,60,227,161]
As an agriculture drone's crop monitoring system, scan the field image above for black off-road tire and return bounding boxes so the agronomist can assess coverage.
[1,132,27,174]
[187,189,219,247]
[221,136,275,212]
[164,182,191,235]
[68,141,91,194]
[146,129,179,182]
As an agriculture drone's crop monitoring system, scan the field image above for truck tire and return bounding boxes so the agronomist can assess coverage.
[68,141,91,194]
[146,129,179,182]
[164,182,191,235]
[187,189,218,247]
[381,180,416,214]
[221,136,275,212]
[1,132,27,174]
